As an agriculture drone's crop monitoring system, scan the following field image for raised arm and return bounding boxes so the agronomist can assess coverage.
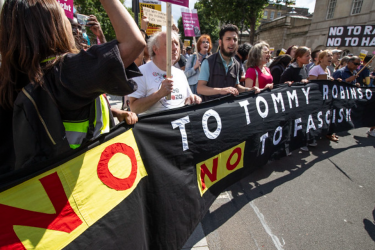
[100,0,146,68]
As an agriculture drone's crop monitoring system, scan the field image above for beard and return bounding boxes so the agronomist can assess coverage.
[220,46,236,58]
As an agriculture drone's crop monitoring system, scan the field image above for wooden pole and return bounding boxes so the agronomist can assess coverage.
[193,36,197,53]
[165,3,172,100]
[356,54,375,76]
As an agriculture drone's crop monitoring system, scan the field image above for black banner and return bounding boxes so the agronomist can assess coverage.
[326,25,375,47]
[0,81,374,250]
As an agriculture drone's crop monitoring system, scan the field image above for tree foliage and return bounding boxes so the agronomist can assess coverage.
[74,0,134,42]
[200,0,268,44]
[178,1,220,46]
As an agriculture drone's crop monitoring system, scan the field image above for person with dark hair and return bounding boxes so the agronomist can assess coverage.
[306,49,321,75]
[338,56,350,69]
[269,54,292,85]
[235,42,252,83]
[185,46,192,58]
[197,24,250,101]
[0,0,145,171]
[280,47,310,86]
[357,55,374,87]
[185,34,212,94]
[333,56,360,86]
[286,45,298,58]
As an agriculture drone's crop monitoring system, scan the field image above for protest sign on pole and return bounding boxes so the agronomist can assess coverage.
[184,39,191,47]
[359,49,368,61]
[143,7,167,26]
[326,25,375,47]
[279,48,287,55]
[162,0,188,7]
[181,8,201,37]
[56,0,73,19]
[139,0,162,35]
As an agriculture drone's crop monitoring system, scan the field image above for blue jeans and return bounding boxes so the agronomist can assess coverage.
[190,84,198,95]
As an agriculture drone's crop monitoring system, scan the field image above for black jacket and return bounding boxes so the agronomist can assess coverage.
[280,62,308,83]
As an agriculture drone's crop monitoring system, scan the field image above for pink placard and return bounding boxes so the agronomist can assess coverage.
[161,0,189,8]
[181,8,200,37]
[56,0,74,19]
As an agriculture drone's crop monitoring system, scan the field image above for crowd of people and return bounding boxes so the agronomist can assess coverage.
[0,0,374,174]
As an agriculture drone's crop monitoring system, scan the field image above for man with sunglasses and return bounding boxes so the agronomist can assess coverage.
[333,56,361,87]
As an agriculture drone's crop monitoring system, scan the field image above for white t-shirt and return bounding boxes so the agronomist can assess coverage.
[309,65,331,77]
[129,61,192,114]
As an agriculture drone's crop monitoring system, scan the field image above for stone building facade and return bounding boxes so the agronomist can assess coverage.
[305,0,375,56]
[261,2,309,24]
[256,15,312,52]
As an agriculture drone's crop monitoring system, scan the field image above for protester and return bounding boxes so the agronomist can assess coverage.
[197,24,251,101]
[286,45,298,59]
[269,54,292,85]
[0,0,145,170]
[173,39,187,71]
[280,47,312,151]
[69,13,90,50]
[308,50,333,80]
[338,56,350,69]
[357,55,373,87]
[306,49,321,75]
[128,31,201,114]
[244,41,273,93]
[185,46,192,58]
[185,34,212,94]
[333,56,360,86]
[328,49,341,73]
[280,46,310,86]
[235,43,252,82]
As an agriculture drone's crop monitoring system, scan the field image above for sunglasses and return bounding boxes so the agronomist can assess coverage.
[353,62,361,66]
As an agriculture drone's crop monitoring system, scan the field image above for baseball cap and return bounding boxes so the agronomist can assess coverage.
[186,46,192,50]
[332,49,342,54]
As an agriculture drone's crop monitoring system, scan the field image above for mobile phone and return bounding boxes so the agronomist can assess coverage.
[77,14,90,26]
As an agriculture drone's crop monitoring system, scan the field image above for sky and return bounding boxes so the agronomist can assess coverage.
[124,0,316,26]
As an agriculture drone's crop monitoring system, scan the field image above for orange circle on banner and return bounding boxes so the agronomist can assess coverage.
[97,143,138,190]
[226,147,242,171]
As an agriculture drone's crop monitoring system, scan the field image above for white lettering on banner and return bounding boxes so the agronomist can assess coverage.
[287,90,299,109]
[361,37,370,46]
[332,85,338,99]
[350,88,357,99]
[332,109,336,123]
[338,109,344,123]
[347,26,354,35]
[353,26,361,35]
[323,85,329,100]
[273,126,282,145]
[302,87,310,104]
[171,116,190,151]
[329,27,344,36]
[260,133,269,155]
[327,38,341,46]
[202,109,222,139]
[239,100,251,124]
[340,86,345,99]
[346,109,351,121]
[306,115,316,133]
[364,26,372,35]
[317,111,323,128]
[271,93,285,113]
[325,110,331,125]
[294,118,302,137]
[256,96,269,118]
[366,89,372,100]
[358,88,363,99]
[346,87,350,99]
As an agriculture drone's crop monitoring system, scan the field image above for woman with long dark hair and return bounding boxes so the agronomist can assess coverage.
[0,0,145,171]
[269,54,292,85]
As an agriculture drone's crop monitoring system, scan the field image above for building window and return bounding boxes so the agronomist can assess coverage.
[270,12,275,20]
[351,0,363,15]
[326,0,336,19]
[263,10,268,19]
[277,11,281,17]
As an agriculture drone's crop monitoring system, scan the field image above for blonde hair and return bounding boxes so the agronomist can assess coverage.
[317,50,332,65]
[246,41,269,69]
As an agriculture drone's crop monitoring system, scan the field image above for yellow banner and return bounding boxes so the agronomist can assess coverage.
[0,129,147,249]
[140,2,162,36]
[196,142,246,196]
